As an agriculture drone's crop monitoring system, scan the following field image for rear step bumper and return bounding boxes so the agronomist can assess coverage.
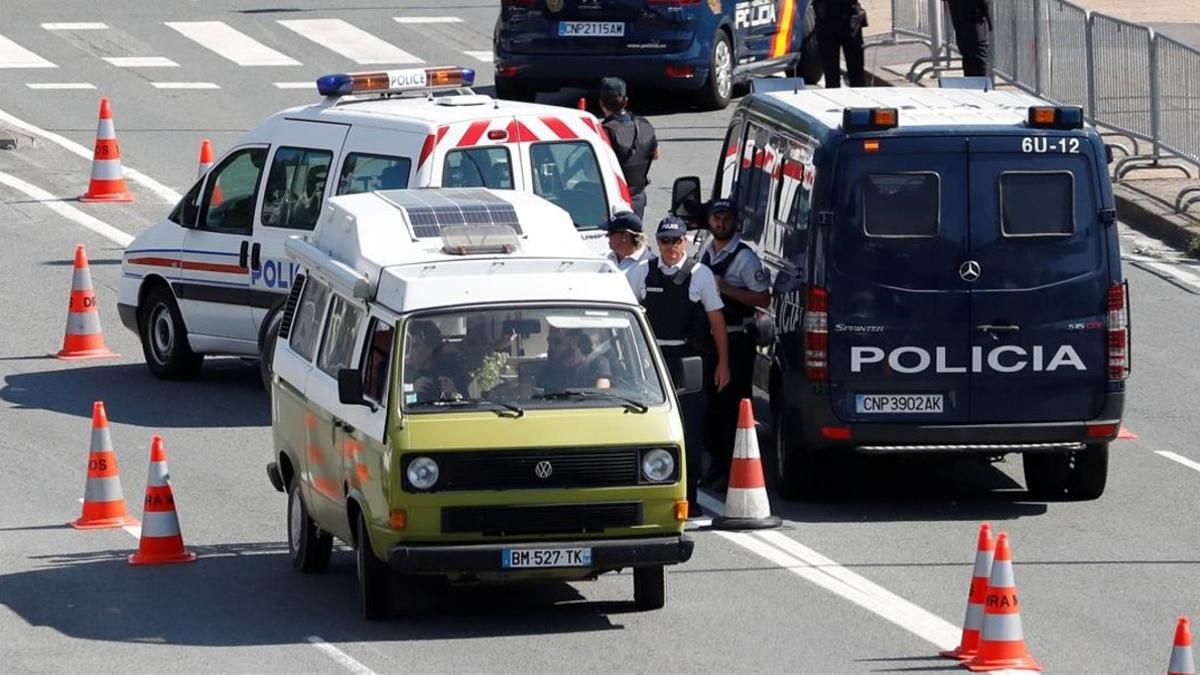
[495,42,709,90]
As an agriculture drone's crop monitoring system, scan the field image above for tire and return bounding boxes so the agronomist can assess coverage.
[259,305,284,393]
[355,514,392,621]
[771,399,824,500]
[696,31,733,111]
[633,565,665,610]
[1023,443,1108,501]
[495,78,537,102]
[139,284,203,380]
[287,478,332,573]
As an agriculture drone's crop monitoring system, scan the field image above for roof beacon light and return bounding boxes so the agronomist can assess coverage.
[317,66,476,97]
[1027,105,1084,129]
[440,223,522,256]
[842,107,899,132]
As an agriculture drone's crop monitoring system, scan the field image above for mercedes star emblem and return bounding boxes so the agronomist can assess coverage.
[534,460,553,479]
[959,260,982,282]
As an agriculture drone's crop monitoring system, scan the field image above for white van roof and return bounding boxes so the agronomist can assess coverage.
[762,87,1057,129]
[287,188,636,315]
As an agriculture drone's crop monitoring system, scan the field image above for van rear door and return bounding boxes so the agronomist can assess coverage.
[966,135,1108,423]
[826,137,971,424]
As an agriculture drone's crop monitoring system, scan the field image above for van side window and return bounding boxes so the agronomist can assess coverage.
[717,118,745,198]
[200,147,268,235]
[337,153,412,195]
[862,173,940,238]
[1000,172,1074,236]
[169,178,203,226]
[762,135,815,264]
[261,147,333,230]
[735,123,773,242]
[288,278,330,362]
[317,294,364,377]
[443,147,514,189]
[361,318,394,404]
[529,141,608,229]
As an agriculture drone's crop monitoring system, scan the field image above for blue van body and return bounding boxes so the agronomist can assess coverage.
[493,0,821,108]
[702,87,1126,500]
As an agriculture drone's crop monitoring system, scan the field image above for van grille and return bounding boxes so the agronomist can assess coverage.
[403,447,648,492]
[441,502,642,535]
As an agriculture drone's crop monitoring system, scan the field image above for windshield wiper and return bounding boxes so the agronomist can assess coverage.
[410,398,524,418]
[533,389,650,414]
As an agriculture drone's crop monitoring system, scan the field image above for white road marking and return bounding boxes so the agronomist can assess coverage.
[150,82,220,89]
[274,81,314,89]
[0,106,181,204]
[1156,451,1200,474]
[307,636,377,675]
[123,525,141,539]
[26,82,96,90]
[393,16,463,24]
[0,171,134,246]
[1138,260,1200,292]
[103,56,179,68]
[0,35,57,68]
[277,19,421,65]
[165,21,301,66]
[464,50,493,63]
[41,22,108,30]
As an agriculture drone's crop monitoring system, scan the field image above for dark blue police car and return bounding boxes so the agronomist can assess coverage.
[493,0,822,109]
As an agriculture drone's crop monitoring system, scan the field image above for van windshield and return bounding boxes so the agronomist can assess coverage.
[401,306,665,413]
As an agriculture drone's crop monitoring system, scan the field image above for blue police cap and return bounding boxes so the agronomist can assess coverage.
[599,77,627,99]
[707,198,735,214]
[604,210,643,234]
[656,215,688,239]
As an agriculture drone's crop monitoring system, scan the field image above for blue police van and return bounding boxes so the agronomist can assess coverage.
[672,86,1129,501]
[493,0,822,109]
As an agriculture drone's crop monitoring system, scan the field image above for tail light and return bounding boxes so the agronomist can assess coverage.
[1107,282,1129,380]
[804,286,829,381]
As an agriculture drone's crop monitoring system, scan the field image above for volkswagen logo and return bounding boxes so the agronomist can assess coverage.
[959,260,982,282]
[534,460,553,479]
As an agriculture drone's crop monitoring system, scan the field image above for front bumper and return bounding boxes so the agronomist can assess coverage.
[495,43,710,91]
[388,534,693,573]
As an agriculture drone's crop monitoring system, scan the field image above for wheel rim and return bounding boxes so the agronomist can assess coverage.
[288,488,302,554]
[714,40,732,100]
[149,304,174,363]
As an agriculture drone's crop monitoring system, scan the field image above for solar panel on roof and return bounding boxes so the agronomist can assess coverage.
[377,188,523,238]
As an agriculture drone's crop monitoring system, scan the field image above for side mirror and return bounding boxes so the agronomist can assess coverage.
[502,318,542,336]
[337,369,366,406]
[180,195,200,228]
[675,355,704,396]
[1104,144,1115,165]
[671,176,703,226]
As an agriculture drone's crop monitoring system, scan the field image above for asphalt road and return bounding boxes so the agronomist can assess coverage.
[3,2,1200,673]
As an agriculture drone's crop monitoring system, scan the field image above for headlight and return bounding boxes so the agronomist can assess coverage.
[406,456,439,490]
[641,449,675,483]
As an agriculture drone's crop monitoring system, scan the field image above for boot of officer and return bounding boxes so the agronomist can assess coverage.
[627,215,731,517]
[698,199,771,492]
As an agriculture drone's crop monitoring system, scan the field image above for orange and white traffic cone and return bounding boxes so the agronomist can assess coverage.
[79,97,133,202]
[129,436,196,566]
[197,139,214,178]
[54,244,118,360]
[940,523,995,660]
[71,401,139,530]
[712,399,781,530]
[1170,617,1195,675]
[965,532,1042,671]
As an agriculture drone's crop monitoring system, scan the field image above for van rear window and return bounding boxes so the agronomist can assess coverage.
[862,173,939,237]
[1001,172,1074,236]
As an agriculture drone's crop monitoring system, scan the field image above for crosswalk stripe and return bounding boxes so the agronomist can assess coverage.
[26,82,96,89]
[103,56,179,68]
[464,50,493,62]
[393,16,463,24]
[41,22,109,30]
[277,19,421,65]
[151,82,220,89]
[274,81,315,89]
[0,35,57,68]
[166,21,300,66]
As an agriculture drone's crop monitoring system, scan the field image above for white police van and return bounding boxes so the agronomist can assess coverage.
[118,66,633,385]
[673,85,1129,501]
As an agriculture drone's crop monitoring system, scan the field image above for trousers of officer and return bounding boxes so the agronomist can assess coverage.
[815,2,867,87]
[662,345,714,506]
[948,0,990,77]
[630,192,647,219]
[705,330,755,478]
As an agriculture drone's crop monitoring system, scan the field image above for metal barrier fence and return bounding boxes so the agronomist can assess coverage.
[881,0,1200,212]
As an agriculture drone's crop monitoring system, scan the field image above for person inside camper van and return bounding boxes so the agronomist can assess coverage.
[538,327,612,392]
[404,320,467,403]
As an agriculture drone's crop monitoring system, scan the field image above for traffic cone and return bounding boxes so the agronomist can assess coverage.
[940,523,995,660]
[1170,617,1195,675]
[577,97,587,110]
[965,533,1042,671]
[79,97,133,202]
[712,399,782,530]
[197,139,214,178]
[54,244,118,360]
[129,436,196,566]
[71,402,139,530]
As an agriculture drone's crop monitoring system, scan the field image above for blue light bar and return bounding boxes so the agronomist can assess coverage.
[316,66,476,97]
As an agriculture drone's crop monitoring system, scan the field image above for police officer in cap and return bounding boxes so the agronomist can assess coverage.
[603,210,652,280]
[698,198,771,491]
[626,215,730,517]
[598,77,659,219]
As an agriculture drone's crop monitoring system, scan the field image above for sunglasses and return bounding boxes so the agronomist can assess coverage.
[657,236,685,245]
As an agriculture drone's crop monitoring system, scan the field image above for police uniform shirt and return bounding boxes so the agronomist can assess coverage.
[627,257,724,313]
[605,245,652,275]
[698,235,770,294]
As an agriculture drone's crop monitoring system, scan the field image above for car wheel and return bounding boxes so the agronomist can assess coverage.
[495,78,537,102]
[259,304,284,393]
[287,478,332,573]
[633,564,665,610]
[1023,443,1108,501]
[356,514,392,621]
[139,285,203,380]
[697,31,733,110]
[771,399,824,500]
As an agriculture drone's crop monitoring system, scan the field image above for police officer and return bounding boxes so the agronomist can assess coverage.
[598,77,659,219]
[626,216,730,517]
[603,211,652,280]
[813,0,869,88]
[698,199,770,490]
[945,0,991,77]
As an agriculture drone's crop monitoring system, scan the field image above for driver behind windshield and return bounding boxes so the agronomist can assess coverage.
[538,327,612,392]
[405,320,467,403]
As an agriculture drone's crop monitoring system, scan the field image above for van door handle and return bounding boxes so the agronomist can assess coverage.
[976,324,1021,333]
[239,240,249,269]
[333,417,355,433]
[250,243,261,271]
